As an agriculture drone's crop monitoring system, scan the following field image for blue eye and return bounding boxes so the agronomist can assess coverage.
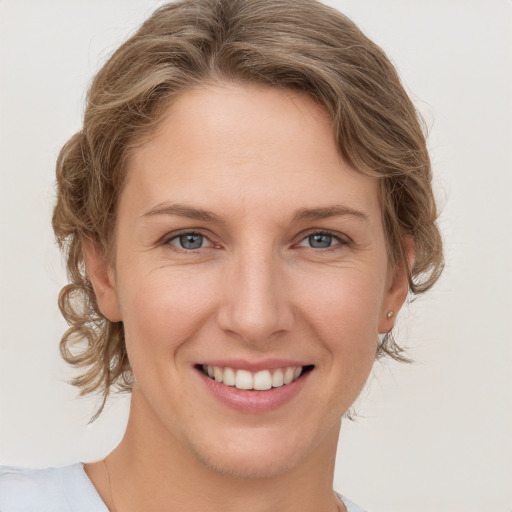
[169,233,208,250]
[298,232,344,249]
[308,233,334,248]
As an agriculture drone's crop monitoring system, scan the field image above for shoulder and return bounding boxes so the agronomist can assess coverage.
[0,463,107,512]
[338,493,370,512]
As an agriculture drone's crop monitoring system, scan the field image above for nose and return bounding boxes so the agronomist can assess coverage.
[217,246,294,345]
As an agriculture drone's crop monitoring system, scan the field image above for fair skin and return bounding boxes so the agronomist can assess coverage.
[84,83,409,512]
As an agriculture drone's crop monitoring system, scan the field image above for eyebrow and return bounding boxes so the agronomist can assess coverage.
[141,202,369,223]
[292,205,369,223]
[142,203,223,222]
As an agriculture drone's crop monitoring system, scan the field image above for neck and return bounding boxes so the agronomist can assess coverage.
[96,389,343,512]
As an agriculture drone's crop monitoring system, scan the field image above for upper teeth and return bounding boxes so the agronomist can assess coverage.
[203,365,303,390]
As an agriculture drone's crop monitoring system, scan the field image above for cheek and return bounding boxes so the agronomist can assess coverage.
[118,269,217,371]
[297,268,383,371]
[300,265,385,334]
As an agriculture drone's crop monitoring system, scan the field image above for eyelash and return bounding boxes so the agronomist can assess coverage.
[163,230,350,252]
[164,231,215,251]
[297,230,349,251]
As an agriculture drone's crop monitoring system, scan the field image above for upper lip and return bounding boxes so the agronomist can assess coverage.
[196,359,312,372]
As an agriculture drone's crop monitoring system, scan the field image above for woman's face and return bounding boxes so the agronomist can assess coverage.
[91,83,407,478]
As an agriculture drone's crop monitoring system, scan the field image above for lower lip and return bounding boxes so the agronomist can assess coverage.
[196,369,311,413]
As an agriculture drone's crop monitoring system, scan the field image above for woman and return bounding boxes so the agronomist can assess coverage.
[0,0,443,510]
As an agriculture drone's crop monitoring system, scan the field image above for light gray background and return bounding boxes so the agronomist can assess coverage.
[0,1,511,511]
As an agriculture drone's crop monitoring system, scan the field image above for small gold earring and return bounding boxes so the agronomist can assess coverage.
[386,311,394,318]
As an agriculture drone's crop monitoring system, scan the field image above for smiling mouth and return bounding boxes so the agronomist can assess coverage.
[196,364,314,391]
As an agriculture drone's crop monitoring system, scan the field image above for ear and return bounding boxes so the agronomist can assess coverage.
[83,240,122,322]
[378,238,414,334]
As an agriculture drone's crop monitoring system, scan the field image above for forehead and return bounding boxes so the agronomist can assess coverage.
[123,83,381,223]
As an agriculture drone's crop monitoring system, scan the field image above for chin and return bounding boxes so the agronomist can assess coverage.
[190,443,302,479]
[182,422,336,480]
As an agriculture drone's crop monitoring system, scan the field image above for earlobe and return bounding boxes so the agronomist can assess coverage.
[83,240,122,322]
[378,239,414,333]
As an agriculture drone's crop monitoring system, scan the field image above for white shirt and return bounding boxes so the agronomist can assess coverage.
[0,463,368,512]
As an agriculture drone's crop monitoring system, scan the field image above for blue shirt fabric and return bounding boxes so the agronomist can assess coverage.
[0,463,368,512]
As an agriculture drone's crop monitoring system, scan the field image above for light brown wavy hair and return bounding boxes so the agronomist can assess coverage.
[53,0,444,419]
